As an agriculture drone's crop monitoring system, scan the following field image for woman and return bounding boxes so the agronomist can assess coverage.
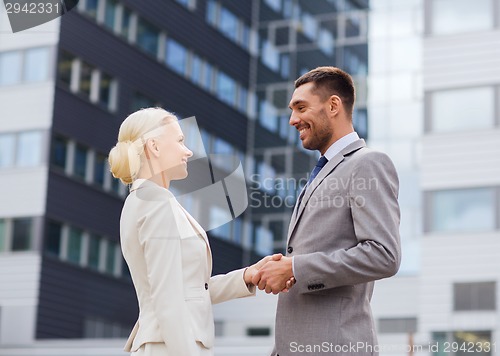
[108,108,281,356]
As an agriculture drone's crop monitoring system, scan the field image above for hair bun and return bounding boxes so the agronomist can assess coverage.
[108,140,140,185]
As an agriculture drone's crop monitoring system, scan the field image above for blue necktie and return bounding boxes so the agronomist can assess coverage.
[296,156,328,215]
[307,156,328,186]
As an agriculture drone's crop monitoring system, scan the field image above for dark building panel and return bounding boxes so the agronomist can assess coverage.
[58,12,249,151]
[119,0,251,84]
[36,256,137,339]
[52,89,121,154]
[46,172,123,239]
[207,235,245,275]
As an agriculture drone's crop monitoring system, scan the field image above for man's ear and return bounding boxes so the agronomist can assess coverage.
[328,95,342,116]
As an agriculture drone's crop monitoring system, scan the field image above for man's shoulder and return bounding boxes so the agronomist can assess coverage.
[347,146,397,175]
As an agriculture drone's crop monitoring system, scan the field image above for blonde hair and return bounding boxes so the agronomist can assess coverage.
[108,107,177,185]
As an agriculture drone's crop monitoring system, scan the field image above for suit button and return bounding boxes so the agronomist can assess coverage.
[205,283,209,290]
[287,246,293,254]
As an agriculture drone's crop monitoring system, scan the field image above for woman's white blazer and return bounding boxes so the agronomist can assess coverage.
[119,179,255,356]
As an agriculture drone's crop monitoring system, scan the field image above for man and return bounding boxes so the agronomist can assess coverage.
[253,67,401,356]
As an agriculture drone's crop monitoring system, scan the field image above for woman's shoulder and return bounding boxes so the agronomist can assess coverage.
[130,179,175,200]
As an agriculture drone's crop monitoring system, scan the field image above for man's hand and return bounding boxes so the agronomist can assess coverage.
[251,256,294,294]
[244,253,282,285]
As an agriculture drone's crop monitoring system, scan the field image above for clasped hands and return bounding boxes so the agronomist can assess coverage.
[244,254,296,294]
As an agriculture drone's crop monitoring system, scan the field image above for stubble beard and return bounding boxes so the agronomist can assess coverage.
[303,109,332,153]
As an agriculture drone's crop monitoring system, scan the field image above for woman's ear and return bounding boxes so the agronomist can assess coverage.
[145,138,160,158]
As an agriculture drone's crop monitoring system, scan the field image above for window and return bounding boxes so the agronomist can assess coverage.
[259,100,278,133]
[46,221,62,256]
[137,19,159,57]
[206,2,251,51]
[378,318,417,334]
[429,188,496,233]
[233,217,243,243]
[0,134,15,168]
[83,317,130,338]
[202,62,214,91]
[264,0,281,12]
[131,92,157,111]
[57,52,117,111]
[261,40,279,72]
[16,131,43,167]
[79,61,93,97]
[454,282,496,311]
[219,8,239,42]
[280,53,290,79]
[214,321,224,337]
[24,48,50,82]
[353,109,368,140]
[432,331,492,356]
[302,12,318,40]
[0,219,6,252]
[166,39,187,76]
[344,12,362,38]
[255,225,273,255]
[93,153,106,187]
[247,327,271,336]
[82,0,98,19]
[98,72,114,109]
[68,227,83,264]
[206,0,218,26]
[0,48,51,86]
[175,0,196,10]
[431,0,493,35]
[57,51,74,87]
[111,176,121,194]
[74,144,88,179]
[0,51,21,85]
[238,86,248,113]
[189,54,203,85]
[431,87,494,132]
[104,0,118,30]
[318,29,334,56]
[216,72,236,106]
[209,207,231,240]
[87,234,101,270]
[51,136,67,169]
[120,7,132,39]
[105,240,117,274]
[12,218,32,251]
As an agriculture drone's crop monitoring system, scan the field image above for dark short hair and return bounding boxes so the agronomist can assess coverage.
[295,66,356,115]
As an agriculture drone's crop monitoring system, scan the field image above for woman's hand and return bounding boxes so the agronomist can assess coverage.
[244,253,282,284]
[244,254,296,292]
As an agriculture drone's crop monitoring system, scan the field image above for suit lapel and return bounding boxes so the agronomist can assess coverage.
[287,139,366,243]
[177,203,213,274]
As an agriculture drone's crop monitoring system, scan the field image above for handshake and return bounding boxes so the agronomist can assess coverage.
[244,254,296,294]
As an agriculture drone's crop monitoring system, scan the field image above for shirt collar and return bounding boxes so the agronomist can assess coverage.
[323,132,360,161]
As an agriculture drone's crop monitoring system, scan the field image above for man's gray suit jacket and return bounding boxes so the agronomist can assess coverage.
[272,139,401,356]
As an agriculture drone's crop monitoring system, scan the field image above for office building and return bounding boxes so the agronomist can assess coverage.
[0,0,369,353]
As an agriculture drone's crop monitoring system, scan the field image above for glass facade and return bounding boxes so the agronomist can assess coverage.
[431,0,493,35]
[431,87,495,132]
[12,218,33,251]
[430,188,496,233]
[165,39,187,75]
